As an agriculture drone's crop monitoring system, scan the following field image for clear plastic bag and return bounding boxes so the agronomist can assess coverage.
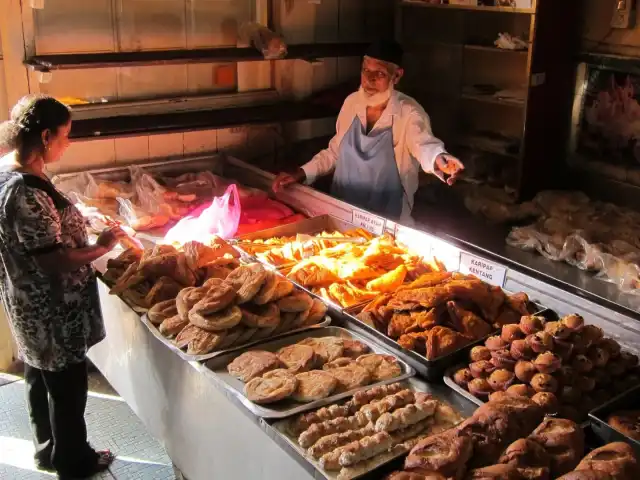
[164,184,241,244]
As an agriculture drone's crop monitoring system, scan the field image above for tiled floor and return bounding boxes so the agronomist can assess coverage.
[0,373,176,479]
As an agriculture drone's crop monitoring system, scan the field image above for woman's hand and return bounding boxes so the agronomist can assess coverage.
[96,226,127,251]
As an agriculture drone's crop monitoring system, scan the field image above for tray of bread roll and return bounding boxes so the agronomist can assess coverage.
[202,327,415,418]
[444,312,640,425]
[271,380,466,480]
[588,383,640,459]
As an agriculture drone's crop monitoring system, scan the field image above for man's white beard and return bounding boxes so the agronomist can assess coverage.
[359,85,393,107]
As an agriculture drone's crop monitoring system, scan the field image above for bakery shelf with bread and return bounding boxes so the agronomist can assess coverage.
[389,394,640,480]
[446,313,640,424]
[271,380,465,480]
[202,327,415,418]
[102,238,333,361]
[589,383,640,460]
[342,271,540,380]
[234,214,444,309]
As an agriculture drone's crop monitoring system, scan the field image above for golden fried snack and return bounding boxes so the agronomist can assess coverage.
[252,271,280,305]
[343,338,371,358]
[176,286,208,320]
[189,305,242,332]
[272,312,298,336]
[351,382,405,409]
[271,278,295,302]
[298,337,345,364]
[446,301,493,340]
[360,389,416,423]
[425,326,469,360]
[159,314,189,337]
[307,425,376,459]
[225,263,268,303]
[174,323,202,349]
[244,369,297,404]
[227,350,281,382]
[148,299,178,326]
[186,329,226,355]
[326,363,372,393]
[278,291,314,313]
[366,264,408,293]
[356,354,402,381]
[323,357,355,370]
[144,276,183,307]
[191,283,236,314]
[215,327,243,350]
[305,298,328,325]
[276,344,316,372]
[374,401,437,433]
[298,412,370,449]
[240,303,280,328]
[292,370,338,402]
[289,404,355,437]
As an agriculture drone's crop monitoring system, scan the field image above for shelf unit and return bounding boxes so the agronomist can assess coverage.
[24,42,369,72]
[400,0,535,14]
[23,42,368,140]
[397,0,581,199]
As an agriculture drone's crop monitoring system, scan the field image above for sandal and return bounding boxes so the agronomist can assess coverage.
[57,450,115,479]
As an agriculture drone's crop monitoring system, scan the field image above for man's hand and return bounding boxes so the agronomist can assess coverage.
[435,154,465,186]
[272,168,306,193]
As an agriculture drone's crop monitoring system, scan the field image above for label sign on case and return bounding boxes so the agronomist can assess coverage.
[352,209,386,236]
[459,252,507,287]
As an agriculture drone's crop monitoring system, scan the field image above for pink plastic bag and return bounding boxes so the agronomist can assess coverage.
[164,184,241,244]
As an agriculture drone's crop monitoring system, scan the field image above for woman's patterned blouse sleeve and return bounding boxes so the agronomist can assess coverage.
[14,187,62,253]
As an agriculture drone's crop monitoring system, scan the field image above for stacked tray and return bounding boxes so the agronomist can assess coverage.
[340,301,551,382]
[270,378,467,480]
[201,326,415,418]
[589,384,640,459]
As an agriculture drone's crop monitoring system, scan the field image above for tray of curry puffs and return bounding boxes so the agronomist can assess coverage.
[271,379,466,480]
[343,271,545,380]
[203,327,415,419]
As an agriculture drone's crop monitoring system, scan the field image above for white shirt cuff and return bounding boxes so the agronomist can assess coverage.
[301,164,317,185]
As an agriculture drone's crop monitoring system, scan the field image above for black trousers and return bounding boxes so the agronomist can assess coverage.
[24,360,97,474]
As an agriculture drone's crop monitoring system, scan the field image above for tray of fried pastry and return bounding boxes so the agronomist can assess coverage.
[271,379,466,480]
[203,327,415,418]
[141,263,332,363]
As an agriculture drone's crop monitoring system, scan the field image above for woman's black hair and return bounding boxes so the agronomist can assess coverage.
[0,94,71,162]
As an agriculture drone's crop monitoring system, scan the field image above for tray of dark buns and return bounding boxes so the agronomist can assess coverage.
[444,311,640,424]
[589,383,640,460]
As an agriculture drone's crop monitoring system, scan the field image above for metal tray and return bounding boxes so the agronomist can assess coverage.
[340,305,553,382]
[269,378,466,480]
[202,326,415,419]
[140,313,332,363]
[589,384,640,459]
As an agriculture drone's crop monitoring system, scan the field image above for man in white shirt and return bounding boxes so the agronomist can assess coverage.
[272,40,464,222]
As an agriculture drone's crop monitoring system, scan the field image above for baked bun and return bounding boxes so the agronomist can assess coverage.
[471,346,493,362]
[575,442,639,480]
[607,410,640,442]
[528,417,585,477]
[405,429,473,479]
[464,463,521,479]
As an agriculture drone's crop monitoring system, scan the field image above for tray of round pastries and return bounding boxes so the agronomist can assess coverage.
[202,327,415,418]
[140,263,332,362]
[444,312,640,424]
[271,379,466,480]
[589,383,640,459]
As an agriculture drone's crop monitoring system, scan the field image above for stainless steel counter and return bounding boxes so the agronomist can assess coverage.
[89,280,478,480]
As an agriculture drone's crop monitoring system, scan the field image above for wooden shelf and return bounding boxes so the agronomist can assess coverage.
[69,99,340,140]
[25,42,369,72]
[461,92,525,107]
[400,1,535,14]
[456,132,521,158]
[464,44,529,54]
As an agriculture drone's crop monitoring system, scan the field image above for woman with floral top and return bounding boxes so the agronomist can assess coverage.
[0,95,126,478]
